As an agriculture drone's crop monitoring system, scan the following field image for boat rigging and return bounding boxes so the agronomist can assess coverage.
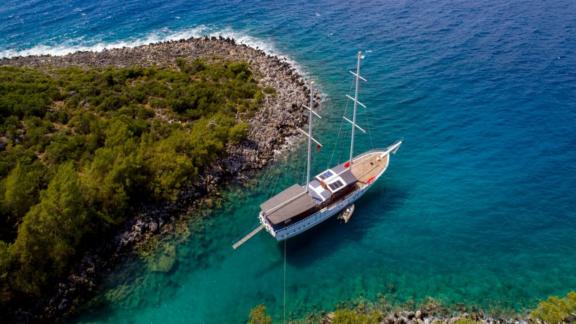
[233,51,402,249]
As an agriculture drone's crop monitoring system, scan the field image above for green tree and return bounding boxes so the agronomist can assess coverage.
[0,240,11,302]
[0,60,267,306]
[82,142,144,223]
[3,162,46,224]
[228,121,249,143]
[10,163,89,294]
[143,131,197,201]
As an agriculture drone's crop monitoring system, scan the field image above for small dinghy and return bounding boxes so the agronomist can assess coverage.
[338,204,355,223]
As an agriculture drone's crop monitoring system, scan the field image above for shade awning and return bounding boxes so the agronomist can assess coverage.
[260,184,317,225]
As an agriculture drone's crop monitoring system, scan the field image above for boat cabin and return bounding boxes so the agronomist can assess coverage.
[260,162,358,229]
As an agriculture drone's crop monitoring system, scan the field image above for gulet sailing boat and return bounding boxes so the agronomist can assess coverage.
[232,52,401,249]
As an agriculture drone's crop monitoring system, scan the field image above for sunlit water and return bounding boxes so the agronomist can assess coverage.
[1,0,575,322]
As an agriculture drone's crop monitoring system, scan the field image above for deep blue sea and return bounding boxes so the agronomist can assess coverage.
[1,0,576,322]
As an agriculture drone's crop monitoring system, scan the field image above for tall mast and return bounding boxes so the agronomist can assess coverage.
[346,51,367,168]
[297,82,322,192]
[349,52,362,166]
[306,87,313,190]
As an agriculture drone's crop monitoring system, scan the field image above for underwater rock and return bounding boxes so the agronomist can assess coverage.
[147,244,177,273]
[103,284,134,305]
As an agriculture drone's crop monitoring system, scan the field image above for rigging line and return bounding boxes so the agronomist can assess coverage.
[339,77,356,163]
[364,104,376,150]
[266,105,308,199]
[264,171,278,197]
[273,147,299,193]
[363,91,386,150]
[326,116,342,168]
[301,145,308,185]
[264,168,280,199]
[262,155,282,184]
[327,77,355,168]
[272,164,284,188]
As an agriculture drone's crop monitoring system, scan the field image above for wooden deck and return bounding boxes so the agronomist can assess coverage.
[350,151,390,185]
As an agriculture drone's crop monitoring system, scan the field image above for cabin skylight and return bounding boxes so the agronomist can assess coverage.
[317,170,335,180]
[328,180,344,191]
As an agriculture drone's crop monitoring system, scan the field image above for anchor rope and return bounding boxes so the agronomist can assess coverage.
[283,239,287,324]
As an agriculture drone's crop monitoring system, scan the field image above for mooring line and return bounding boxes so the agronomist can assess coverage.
[283,239,287,324]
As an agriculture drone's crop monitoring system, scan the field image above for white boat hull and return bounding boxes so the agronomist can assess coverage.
[259,142,401,241]
[259,183,372,241]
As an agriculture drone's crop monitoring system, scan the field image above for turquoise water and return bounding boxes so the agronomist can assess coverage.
[2,0,576,322]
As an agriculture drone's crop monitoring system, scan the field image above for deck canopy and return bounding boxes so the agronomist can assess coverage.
[308,180,331,202]
[314,163,358,194]
[260,184,317,225]
[331,163,358,185]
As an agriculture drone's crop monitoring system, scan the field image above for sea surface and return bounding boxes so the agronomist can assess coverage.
[1,0,576,322]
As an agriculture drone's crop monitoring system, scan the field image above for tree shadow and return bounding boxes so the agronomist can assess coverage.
[277,184,408,268]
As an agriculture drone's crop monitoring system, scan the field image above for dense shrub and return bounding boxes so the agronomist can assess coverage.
[332,308,382,324]
[531,291,576,323]
[248,304,272,324]
[9,163,88,295]
[0,58,262,304]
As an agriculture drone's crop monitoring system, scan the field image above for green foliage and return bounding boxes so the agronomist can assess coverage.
[177,58,206,74]
[143,130,198,201]
[331,308,382,324]
[146,243,177,273]
[530,291,576,323]
[453,318,478,324]
[263,86,276,95]
[248,304,272,324]
[81,140,142,223]
[0,240,11,303]
[3,161,47,223]
[229,121,249,143]
[0,59,265,304]
[0,66,60,119]
[10,163,89,295]
[0,240,9,280]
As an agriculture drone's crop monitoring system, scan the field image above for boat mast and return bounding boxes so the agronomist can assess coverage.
[346,51,367,168]
[297,82,322,192]
[349,52,362,167]
[306,88,313,191]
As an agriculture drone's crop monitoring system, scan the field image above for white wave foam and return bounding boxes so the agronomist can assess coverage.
[0,26,208,58]
[0,25,307,77]
[200,27,307,77]
[0,26,323,97]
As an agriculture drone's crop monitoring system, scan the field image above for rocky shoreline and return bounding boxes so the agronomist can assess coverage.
[310,297,534,324]
[1,37,319,321]
[322,309,530,324]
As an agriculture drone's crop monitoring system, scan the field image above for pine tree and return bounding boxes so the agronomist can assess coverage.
[10,163,89,294]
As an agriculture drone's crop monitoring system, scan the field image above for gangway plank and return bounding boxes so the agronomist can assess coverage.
[232,224,264,250]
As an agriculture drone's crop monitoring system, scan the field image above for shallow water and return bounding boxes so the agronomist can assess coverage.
[2,0,576,322]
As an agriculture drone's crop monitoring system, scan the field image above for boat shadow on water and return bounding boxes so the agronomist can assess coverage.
[279,184,407,268]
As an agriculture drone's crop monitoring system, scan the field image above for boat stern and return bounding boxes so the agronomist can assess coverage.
[259,211,276,238]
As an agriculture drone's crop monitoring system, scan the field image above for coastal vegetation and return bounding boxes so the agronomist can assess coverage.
[530,291,576,323]
[247,291,576,323]
[248,304,272,324]
[0,59,263,311]
[330,308,383,323]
